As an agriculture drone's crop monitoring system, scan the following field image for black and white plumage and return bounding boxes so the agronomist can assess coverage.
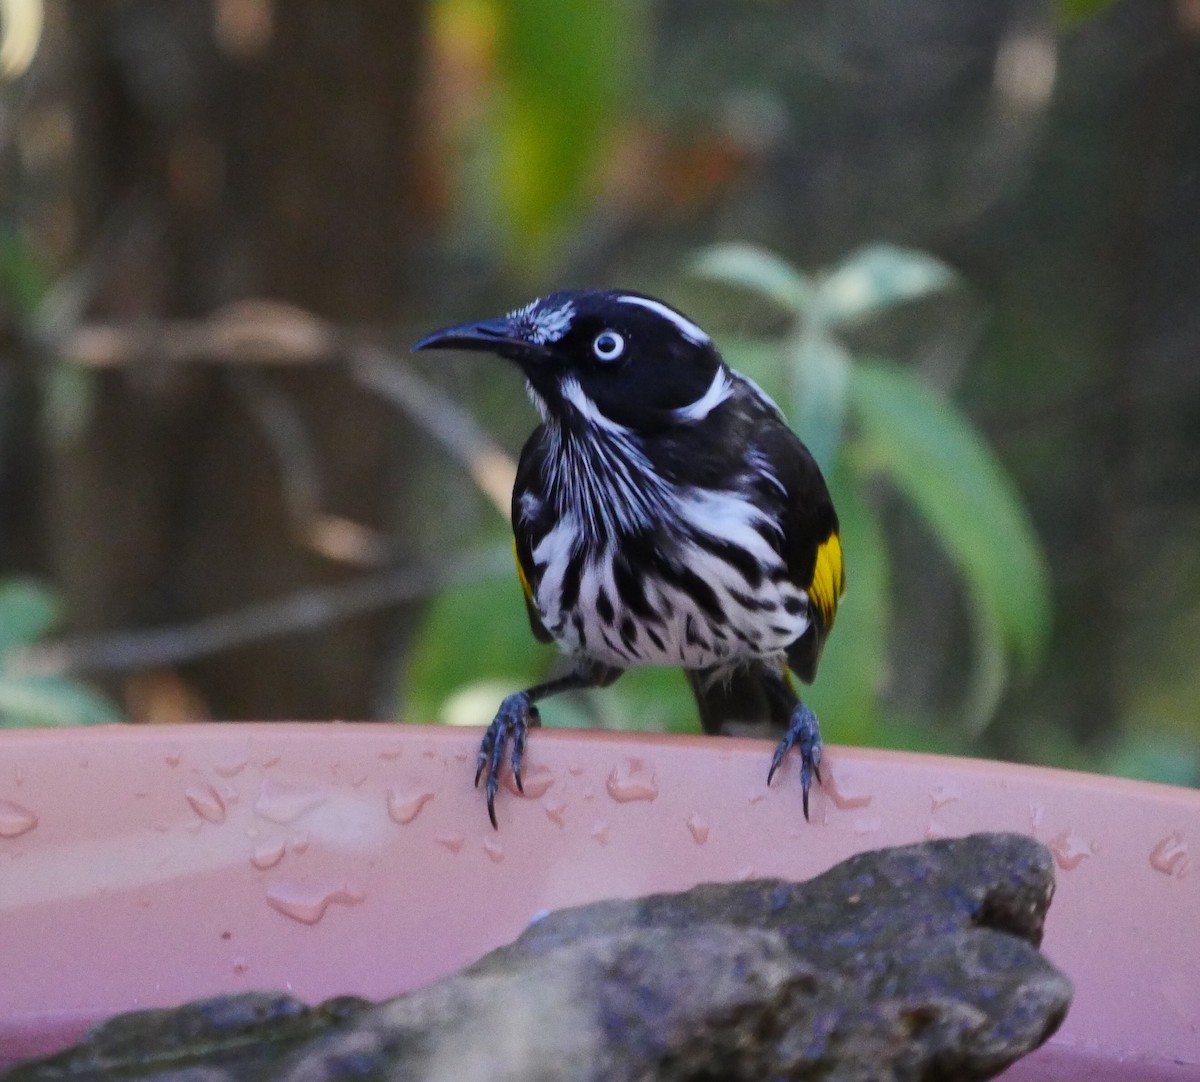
[414,290,844,827]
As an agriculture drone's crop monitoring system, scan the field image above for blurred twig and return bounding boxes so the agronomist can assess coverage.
[62,300,518,520]
[63,299,337,367]
[9,544,511,678]
[31,300,520,673]
[347,343,516,518]
[227,368,390,566]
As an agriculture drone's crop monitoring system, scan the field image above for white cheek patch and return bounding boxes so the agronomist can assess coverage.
[616,295,711,346]
[673,368,733,422]
[525,380,551,423]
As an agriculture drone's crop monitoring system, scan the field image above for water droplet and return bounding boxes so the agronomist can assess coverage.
[258,754,281,768]
[452,749,469,763]
[0,800,38,838]
[13,764,25,787]
[165,751,182,768]
[251,840,286,869]
[853,815,882,835]
[255,779,325,824]
[1149,832,1189,878]
[568,763,585,776]
[924,819,951,839]
[232,957,249,975]
[378,749,402,761]
[590,820,610,846]
[483,837,504,863]
[350,772,368,788]
[929,783,961,811]
[736,865,755,881]
[747,789,766,805]
[824,769,872,810]
[1050,829,1096,871]
[290,833,310,854]
[387,788,435,825]
[544,799,567,827]
[213,758,248,778]
[686,814,710,845]
[507,763,554,800]
[1028,802,1045,832]
[422,749,438,760]
[186,784,227,824]
[606,759,658,804]
[434,832,465,854]
[264,881,365,925]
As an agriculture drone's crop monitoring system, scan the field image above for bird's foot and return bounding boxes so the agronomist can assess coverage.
[767,702,823,821]
[476,692,542,829]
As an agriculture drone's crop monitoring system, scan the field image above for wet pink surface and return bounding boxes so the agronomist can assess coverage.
[1,723,1197,1076]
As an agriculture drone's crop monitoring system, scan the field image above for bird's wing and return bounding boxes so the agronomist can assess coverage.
[512,429,554,644]
[757,421,844,684]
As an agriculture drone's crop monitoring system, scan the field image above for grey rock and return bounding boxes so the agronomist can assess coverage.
[4,833,1070,1082]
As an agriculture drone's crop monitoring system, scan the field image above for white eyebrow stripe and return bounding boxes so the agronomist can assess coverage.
[673,367,733,422]
[616,295,711,345]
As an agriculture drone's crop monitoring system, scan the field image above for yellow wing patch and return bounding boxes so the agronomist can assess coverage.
[809,531,845,630]
[513,538,535,603]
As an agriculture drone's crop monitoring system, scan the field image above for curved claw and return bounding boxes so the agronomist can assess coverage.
[475,692,535,829]
[766,702,824,822]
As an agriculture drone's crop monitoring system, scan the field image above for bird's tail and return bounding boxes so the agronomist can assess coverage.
[685,662,793,739]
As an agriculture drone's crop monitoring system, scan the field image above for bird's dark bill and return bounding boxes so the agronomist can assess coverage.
[412,318,540,361]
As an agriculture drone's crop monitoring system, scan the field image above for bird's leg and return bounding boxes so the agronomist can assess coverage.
[477,661,622,828]
[762,672,824,821]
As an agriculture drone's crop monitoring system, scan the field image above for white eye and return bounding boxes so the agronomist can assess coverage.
[592,330,625,363]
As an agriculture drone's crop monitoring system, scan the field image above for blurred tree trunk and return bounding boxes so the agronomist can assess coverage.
[48,0,430,720]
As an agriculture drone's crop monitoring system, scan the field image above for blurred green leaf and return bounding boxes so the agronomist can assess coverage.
[0,674,122,728]
[594,667,698,734]
[718,338,788,407]
[850,360,1051,670]
[1104,732,1200,788]
[404,567,549,724]
[44,359,97,447]
[0,225,50,316]
[691,243,813,314]
[816,245,958,328]
[0,579,59,657]
[805,455,890,745]
[493,0,634,266]
[1057,0,1118,26]
[961,582,1008,734]
[785,329,849,472]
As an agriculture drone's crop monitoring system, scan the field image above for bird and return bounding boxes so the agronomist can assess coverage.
[413,290,844,828]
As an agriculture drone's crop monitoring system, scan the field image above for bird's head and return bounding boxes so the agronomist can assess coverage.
[413,290,731,431]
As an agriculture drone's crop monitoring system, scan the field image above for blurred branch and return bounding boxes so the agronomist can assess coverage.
[61,301,517,520]
[347,344,516,519]
[227,369,390,567]
[63,299,336,367]
[36,302,520,674]
[9,544,512,678]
